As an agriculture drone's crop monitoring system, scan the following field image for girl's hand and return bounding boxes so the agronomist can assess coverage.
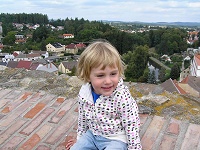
[66,139,77,150]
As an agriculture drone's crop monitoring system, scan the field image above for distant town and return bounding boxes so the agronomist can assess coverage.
[0,13,199,98]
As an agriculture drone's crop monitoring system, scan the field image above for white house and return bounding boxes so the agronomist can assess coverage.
[46,43,65,54]
[15,34,24,39]
[33,24,40,30]
[30,50,49,58]
[2,54,15,63]
[63,34,74,39]
[57,26,64,30]
[184,56,191,61]
[190,54,200,77]
[36,63,58,75]
[58,61,77,74]
[65,43,78,54]
[14,53,42,61]
[161,54,171,62]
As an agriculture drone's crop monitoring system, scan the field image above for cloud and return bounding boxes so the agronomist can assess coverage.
[0,0,199,22]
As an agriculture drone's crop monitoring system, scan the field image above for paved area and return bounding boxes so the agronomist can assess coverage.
[0,88,200,150]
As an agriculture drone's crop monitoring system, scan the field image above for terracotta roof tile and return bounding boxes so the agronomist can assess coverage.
[63,34,73,36]
[172,80,187,94]
[30,62,40,70]
[180,76,189,84]
[16,60,32,69]
[76,43,86,48]
[13,52,19,57]
[0,87,199,149]
[66,43,77,49]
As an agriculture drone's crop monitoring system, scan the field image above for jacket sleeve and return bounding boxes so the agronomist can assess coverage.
[118,87,142,150]
[77,97,88,140]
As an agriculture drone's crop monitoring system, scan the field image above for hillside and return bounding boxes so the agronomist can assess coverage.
[102,20,200,27]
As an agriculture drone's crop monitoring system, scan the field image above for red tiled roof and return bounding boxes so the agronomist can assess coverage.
[13,52,19,57]
[16,60,32,69]
[0,88,199,149]
[161,78,187,94]
[63,34,73,36]
[188,31,199,35]
[172,80,187,94]
[66,43,77,49]
[15,39,26,43]
[76,43,86,48]
[180,76,189,84]
[28,53,41,57]
[0,44,3,49]
[30,62,40,70]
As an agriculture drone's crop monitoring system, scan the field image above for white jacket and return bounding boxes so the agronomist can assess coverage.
[77,78,142,149]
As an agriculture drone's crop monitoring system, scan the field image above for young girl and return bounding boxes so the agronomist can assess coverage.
[66,40,142,150]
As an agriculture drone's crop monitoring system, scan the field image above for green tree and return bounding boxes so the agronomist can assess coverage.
[123,45,149,81]
[148,30,154,47]
[45,36,56,44]
[169,41,178,54]
[170,63,180,80]
[2,22,14,36]
[68,66,76,76]
[192,40,199,49]
[41,41,46,51]
[158,67,166,82]
[138,67,149,82]
[154,28,187,55]
[77,29,102,41]
[184,60,190,69]
[3,31,16,45]
[0,13,48,24]
[32,25,50,42]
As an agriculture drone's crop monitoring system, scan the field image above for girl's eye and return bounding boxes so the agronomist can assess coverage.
[111,72,117,76]
[97,74,104,77]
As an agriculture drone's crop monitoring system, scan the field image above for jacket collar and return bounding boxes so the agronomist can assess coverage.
[79,78,124,103]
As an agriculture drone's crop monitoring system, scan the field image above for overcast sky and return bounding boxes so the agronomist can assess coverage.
[1,0,200,22]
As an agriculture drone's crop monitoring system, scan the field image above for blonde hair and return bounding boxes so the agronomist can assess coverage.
[76,40,125,83]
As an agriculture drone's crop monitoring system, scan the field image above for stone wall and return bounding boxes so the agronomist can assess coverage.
[0,67,199,124]
[0,67,83,98]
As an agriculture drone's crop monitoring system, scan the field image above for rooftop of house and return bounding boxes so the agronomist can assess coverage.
[61,61,77,70]
[0,68,199,150]
[65,43,77,49]
[0,87,199,150]
[52,43,63,48]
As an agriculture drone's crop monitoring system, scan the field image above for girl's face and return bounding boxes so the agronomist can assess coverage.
[89,64,120,96]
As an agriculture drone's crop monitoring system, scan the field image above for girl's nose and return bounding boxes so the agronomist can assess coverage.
[104,76,111,84]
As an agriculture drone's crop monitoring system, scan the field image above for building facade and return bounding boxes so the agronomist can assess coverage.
[190,54,200,77]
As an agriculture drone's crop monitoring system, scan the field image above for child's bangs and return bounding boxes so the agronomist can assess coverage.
[92,53,118,70]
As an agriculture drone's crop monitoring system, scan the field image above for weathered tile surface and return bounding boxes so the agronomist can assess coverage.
[0,88,199,150]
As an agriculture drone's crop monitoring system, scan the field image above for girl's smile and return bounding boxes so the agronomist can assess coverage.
[89,65,120,96]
